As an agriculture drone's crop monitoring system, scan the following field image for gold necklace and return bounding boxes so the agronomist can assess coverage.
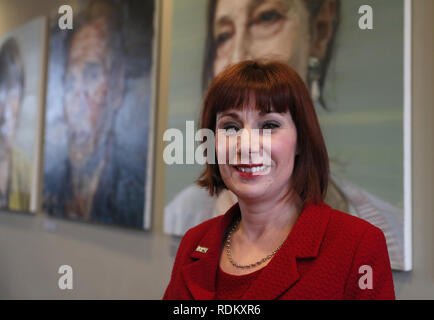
[225,218,286,269]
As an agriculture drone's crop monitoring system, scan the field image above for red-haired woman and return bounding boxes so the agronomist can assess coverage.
[163,61,395,300]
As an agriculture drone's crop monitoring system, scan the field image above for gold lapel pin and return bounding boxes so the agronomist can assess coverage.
[195,246,209,253]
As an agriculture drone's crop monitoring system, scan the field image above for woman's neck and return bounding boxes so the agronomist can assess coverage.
[237,195,301,243]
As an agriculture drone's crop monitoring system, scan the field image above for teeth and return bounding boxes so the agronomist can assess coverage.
[236,165,269,173]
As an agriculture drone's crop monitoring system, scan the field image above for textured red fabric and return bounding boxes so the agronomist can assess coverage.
[215,266,264,300]
[163,202,395,300]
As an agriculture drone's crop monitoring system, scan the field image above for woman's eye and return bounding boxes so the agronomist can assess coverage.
[223,124,240,134]
[262,121,280,130]
[253,9,283,25]
[216,32,232,46]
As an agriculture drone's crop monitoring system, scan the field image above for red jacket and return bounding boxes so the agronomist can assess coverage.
[163,202,395,300]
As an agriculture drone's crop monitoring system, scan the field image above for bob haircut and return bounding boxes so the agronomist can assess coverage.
[197,60,329,207]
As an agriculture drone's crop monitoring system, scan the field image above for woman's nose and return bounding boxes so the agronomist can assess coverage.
[237,127,261,163]
[230,29,250,65]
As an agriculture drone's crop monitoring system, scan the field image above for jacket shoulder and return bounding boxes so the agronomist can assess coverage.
[329,208,395,299]
[326,206,386,244]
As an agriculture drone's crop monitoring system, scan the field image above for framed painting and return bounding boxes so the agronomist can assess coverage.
[0,16,47,214]
[163,0,412,271]
[43,0,158,229]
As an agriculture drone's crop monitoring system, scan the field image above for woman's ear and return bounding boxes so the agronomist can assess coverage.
[309,0,337,60]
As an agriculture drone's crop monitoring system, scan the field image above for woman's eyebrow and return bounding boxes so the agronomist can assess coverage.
[217,112,240,121]
[248,0,292,16]
[248,0,266,13]
[214,15,232,29]
[217,110,280,121]
[258,110,281,116]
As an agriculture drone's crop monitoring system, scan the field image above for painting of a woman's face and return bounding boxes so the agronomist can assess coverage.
[64,17,111,165]
[213,0,311,80]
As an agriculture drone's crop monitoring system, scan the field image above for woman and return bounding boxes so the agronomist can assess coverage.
[163,60,395,300]
[165,0,405,271]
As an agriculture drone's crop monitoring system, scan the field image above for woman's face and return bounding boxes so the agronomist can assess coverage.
[215,102,297,202]
[213,0,311,81]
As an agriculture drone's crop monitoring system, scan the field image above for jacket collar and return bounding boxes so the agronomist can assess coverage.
[181,201,331,300]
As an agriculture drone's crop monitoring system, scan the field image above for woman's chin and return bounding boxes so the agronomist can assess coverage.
[230,185,270,202]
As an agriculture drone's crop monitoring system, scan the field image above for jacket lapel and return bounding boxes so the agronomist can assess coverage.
[181,202,331,300]
[243,202,331,300]
[181,203,240,300]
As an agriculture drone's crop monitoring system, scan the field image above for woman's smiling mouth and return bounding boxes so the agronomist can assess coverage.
[233,164,271,177]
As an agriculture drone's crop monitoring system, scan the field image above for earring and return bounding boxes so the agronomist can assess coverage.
[308,57,321,103]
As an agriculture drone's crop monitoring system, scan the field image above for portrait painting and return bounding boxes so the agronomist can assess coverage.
[0,17,46,214]
[43,0,157,229]
[164,0,412,271]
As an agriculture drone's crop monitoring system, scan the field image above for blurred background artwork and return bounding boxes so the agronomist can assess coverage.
[163,0,411,271]
[43,0,157,229]
[0,17,46,214]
